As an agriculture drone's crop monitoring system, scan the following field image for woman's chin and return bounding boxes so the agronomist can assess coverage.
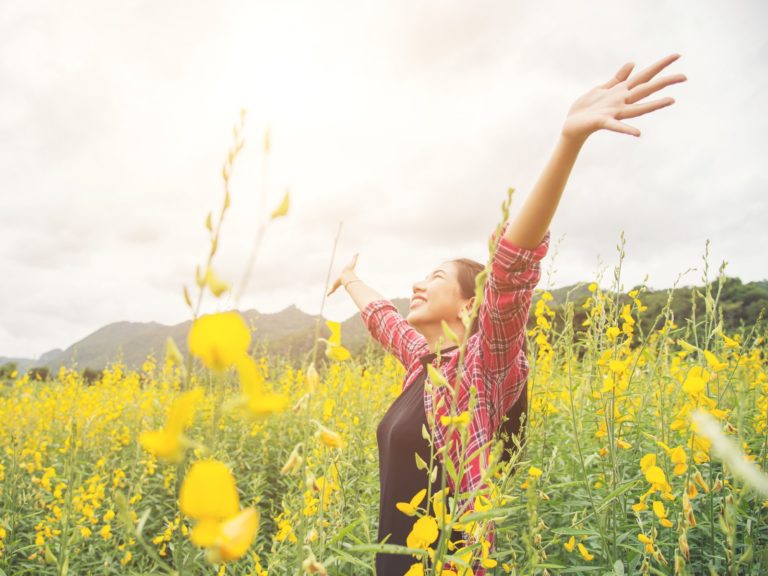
[406,308,423,326]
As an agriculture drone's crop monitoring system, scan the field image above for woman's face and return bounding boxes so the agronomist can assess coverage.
[406,261,471,330]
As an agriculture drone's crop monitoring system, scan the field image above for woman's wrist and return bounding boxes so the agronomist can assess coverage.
[342,273,361,290]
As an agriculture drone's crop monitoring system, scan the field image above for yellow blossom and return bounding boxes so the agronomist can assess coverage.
[188,312,251,372]
[669,446,688,475]
[321,320,351,361]
[564,535,576,552]
[315,424,344,449]
[683,366,710,397]
[179,459,258,562]
[528,466,543,478]
[139,388,204,462]
[577,542,594,561]
[638,533,654,553]
[440,411,471,428]
[703,350,728,372]
[396,488,427,517]
[406,515,439,549]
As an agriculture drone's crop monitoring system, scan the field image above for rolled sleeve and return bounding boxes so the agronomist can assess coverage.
[361,298,429,370]
[477,223,550,418]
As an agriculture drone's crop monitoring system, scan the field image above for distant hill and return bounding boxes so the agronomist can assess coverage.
[3,299,411,375]
[3,275,767,376]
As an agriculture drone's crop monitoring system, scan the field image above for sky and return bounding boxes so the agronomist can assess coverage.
[1,0,766,359]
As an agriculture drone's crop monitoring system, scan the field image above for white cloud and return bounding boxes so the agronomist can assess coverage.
[1,0,766,358]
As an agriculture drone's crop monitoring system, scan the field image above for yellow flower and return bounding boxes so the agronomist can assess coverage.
[315,424,344,449]
[406,515,438,549]
[564,535,576,552]
[325,345,351,361]
[528,466,543,478]
[440,411,471,428]
[606,326,621,341]
[320,320,351,361]
[638,533,654,553]
[652,500,673,528]
[640,453,656,473]
[99,524,112,540]
[405,564,425,576]
[139,388,204,462]
[189,312,251,372]
[235,355,290,417]
[719,332,740,349]
[396,488,427,517]
[683,366,710,397]
[306,362,319,394]
[577,542,594,561]
[588,282,598,293]
[645,465,672,493]
[280,444,303,475]
[669,446,688,475]
[179,460,258,562]
[703,350,728,372]
[204,267,230,298]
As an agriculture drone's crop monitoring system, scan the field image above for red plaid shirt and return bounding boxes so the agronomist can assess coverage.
[361,221,550,573]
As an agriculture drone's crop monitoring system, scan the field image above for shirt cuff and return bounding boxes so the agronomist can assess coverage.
[491,220,551,274]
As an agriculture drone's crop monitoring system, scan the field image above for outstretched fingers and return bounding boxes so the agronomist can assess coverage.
[626,53,682,90]
[627,73,687,104]
[618,96,675,120]
[602,117,641,137]
[599,62,635,89]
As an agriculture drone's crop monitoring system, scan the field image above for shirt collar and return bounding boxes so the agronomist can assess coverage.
[418,345,459,368]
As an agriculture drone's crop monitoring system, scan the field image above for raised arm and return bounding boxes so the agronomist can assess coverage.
[327,254,429,370]
[479,53,686,407]
[503,53,686,250]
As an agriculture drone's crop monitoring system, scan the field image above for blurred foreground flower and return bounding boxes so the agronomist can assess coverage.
[189,311,251,371]
[140,388,204,462]
[231,355,290,417]
[319,320,351,361]
[180,459,259,562]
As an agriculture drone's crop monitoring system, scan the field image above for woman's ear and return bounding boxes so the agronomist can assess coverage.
[459,296,476,319]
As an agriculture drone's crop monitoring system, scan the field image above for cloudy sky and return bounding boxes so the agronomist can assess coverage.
[1,0,766,359]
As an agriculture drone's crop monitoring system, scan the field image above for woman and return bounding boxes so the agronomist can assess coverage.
[328,54,687,575]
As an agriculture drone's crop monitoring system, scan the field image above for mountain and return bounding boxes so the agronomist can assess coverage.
[4,275,767,376]
[9,298,411,374]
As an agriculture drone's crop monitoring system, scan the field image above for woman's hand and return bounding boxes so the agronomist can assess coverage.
[327,253,359,297]
[561,53,687,143]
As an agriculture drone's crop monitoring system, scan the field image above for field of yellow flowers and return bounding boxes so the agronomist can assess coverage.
[2,275,767,575]
[1,115,766,575]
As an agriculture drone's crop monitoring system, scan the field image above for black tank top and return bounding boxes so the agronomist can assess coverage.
[376,346,464,575]
[376,346,527,575]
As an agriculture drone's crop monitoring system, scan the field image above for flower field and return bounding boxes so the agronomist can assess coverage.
[1,274,767,575]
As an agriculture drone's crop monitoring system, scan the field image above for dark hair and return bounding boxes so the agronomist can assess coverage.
[449,258,485,337]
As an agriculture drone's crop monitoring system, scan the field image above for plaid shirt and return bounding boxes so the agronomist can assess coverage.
[361,221,550,573]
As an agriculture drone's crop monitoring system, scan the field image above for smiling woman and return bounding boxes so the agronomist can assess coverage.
[326,53,687,574]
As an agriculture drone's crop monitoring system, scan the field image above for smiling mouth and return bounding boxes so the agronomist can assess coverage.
[410,297,426,307]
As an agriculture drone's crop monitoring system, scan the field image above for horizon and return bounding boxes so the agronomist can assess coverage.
[6,273,765,362]
[2,1,766,358]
